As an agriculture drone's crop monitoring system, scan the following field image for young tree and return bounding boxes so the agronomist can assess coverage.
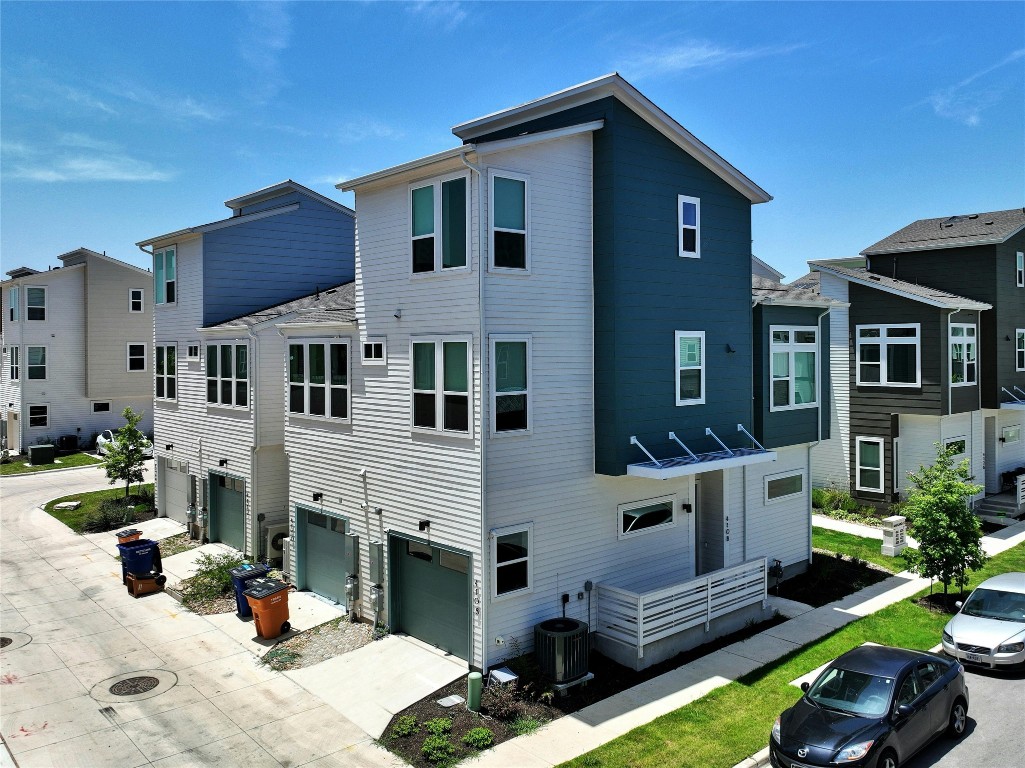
[104,407,150,498]
[901,442,986,604]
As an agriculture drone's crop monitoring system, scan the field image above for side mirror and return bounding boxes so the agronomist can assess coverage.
[896,704,914,718]
[955,601,963,610]
[801,682,810,693]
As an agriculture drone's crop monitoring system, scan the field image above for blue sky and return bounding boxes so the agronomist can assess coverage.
[2,1,1022,280]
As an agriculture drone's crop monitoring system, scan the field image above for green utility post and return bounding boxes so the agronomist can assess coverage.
[467,672,482,712]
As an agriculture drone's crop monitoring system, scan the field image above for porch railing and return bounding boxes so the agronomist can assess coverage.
[595,558,767,659]
[1017,475,1025,510]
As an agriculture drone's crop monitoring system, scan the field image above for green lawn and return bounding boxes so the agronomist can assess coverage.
[44,483,155,533]
[560,543,1024,768]
[812,528,907,573]
[0,451,102,475]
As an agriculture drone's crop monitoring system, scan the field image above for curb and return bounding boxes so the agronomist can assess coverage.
[733,746,770,768]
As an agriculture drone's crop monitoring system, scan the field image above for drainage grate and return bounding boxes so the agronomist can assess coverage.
[109,676,161,696]
[0,638,12,649]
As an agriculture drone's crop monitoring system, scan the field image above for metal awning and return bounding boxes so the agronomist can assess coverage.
[626,425,776,480]
[1001,387,1025,410]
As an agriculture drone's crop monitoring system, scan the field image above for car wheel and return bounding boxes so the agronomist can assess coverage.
[947,697,968,738]
[877,749,898,768]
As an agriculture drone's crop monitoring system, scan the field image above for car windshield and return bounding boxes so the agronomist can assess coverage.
[806,667,893,717]
[962,588,1025,622]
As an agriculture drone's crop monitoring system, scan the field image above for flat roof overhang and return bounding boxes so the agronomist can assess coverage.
[627,447,777,480]
[1000,402,1025,411]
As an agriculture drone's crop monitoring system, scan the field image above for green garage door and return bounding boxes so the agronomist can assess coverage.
[302,510,348,604]
[211,474,245,551]
[390,536,471,660]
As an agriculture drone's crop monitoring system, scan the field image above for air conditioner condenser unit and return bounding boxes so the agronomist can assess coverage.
[266,524,289,568]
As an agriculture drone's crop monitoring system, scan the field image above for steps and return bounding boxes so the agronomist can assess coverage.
[975,493,1024,527]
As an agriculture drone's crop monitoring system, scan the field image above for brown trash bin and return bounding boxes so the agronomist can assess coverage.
[243,578,292,639]
[116,528,143,544]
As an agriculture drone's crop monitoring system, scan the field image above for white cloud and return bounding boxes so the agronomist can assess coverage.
[57,132,120,152]
[54,83,118,115]
[2,137,173,182]
[408,1,468,32]
[108,82,224,121]
[335,117,405,143]
[238,1,292,104]
[620,40,805,80]
[926,49,1025,127]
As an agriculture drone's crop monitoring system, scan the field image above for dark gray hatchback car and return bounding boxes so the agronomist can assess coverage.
[770,645,968,768]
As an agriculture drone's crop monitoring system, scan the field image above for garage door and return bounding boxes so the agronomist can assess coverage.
[302,509,348,604]
[389,536,470,660]
[211,474,245,551]
[162,459,189,524]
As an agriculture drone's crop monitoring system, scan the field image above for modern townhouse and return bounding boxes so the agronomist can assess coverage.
[136,181,355,552]
[1,248,154,453]
[275,74,831,672]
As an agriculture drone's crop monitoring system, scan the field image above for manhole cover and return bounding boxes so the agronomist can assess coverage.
[0,632,31,652]
[109,676,160,696]
[0,638,12,649]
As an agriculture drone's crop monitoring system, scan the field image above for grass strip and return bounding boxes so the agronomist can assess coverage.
[812,528,906,573]
[1,451,102,475]
[562,543,1023,768]
[44,483,154,532]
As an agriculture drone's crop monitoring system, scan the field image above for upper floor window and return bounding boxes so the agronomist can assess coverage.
[770,327,817,411]
[207,343,249,408]
[26,286,46,321]
[129,288,144,313]
[490,170,530,271]
[9,346,19,381]
[27,346,46,380]
[1017,251,1024,287]
[949,323,977,386]
[675,331,705,405]
[856,324,920,387]
[127,343,147,372]
[411,337,469,433]
[491,337,530,434]
[155,344,177,400]
[154,247,176,304]
[362,338,386,365]
[1017,329,1025,372]
[410,173,468,274]
[678,195,700,258]
[8,287,18,322]
[288,341,349,420]
[186,345,201,360]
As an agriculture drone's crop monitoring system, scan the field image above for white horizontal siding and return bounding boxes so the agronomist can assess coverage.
[743,446,811,570]
[993,409,1025,486]
[812,275,850,489]
[897,412,985,503]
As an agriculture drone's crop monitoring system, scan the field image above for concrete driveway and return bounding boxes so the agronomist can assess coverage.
[0,465,412,767]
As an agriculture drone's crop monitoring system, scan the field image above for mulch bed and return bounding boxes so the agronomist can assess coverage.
[912,591,964,615]
[771,552,891,607]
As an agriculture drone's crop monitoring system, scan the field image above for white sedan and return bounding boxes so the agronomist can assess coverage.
[95,429,154,458]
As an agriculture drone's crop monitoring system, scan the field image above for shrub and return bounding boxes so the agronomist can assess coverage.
[80,498,138,533]
[390,715,417,738]
[480,682,522,720]
[421,735,456,763]
[180,552,245,604]
[462,727,494,750]
[509,716,544,736]
[811,487,829,510]
[422,717,452,736]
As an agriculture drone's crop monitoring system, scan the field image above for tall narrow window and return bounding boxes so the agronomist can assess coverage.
[492,338,529,433]
[490,172,529,270]
[1017,329,1025,372]
[289,344,305,414]
[9,346,19,381]
[949,323,977,386]
[678,195,700,258]
[411,185,435,273]
[856,324,920,386]
[1017,251,1024,288]
[492,524,532,597]
[129,288,144,313]
[8,287,19,322]
[443,341,468,430]
[856,437,884,493]
[770,327,817,411]
[412,341,436,428]
[287,340,349,420]
[154,247,176,304]
[26,287,46,321]
[206,343,248,407]
[675,331,705,405]
[155,344,177,400]
[27,346,46,380]
[411,338,469,433]
[329,343,349,419]
[410,174,468,273]
[127,343,147,372]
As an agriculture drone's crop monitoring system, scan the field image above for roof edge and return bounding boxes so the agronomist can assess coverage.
[223,179,354,217]
[810,263,992,310]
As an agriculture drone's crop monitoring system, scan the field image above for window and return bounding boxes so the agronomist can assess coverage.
[92,402,111,413]
[856,436,884,492]
[129,288,144,313]
[949,323,977,385]
[619,497,676,540]
[288,341,349,419]
[1017,251,1024,288]
[8,286,18,322]
[206,343,249,408]
[154,247,176,304]
[856,324,920,387]
[1017,330,1025,372]
[28,404,48,428]
[1002,425,1021,444]
[945,437,967,457]
[410,173,468,274]
[770,327,817,410]
[490,170,529,271]
[765,471,804,502]
[675,331,705,405]
[127,343,147,372]
[678,195,700,258]
[491,337,530,433]
[411,338,468,432]
[362,338,386,365]
[9,346,18,381]
[27,346,46,380]
[26,286,46,321]
[186,345,201,360]
[492,524,532,598]
[155,344,177,400]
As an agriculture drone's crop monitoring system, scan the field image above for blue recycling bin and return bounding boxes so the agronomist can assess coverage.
[230,563,270,617]
[116,538,162,584]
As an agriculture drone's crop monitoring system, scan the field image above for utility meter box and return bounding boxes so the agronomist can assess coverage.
[368,541,384,585]
[343,532,360,576]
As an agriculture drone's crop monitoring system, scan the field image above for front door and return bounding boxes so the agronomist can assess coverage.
[210,474,246,551]
[302,509,348,604]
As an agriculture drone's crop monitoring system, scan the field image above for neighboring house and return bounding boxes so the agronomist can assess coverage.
[136,181,356,553]
[276,74,827,672]
[1,248,154,453]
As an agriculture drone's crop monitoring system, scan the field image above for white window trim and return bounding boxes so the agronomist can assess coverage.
[489,335,532,436]
[27,403,49,429]
[1016,329,1025,372]
[855,323,921,388]
[769,326,818,412]
[488,168,531,274]
[764,470,806,504]
[155,343,177,401]
[856,436,885,493]
[409,336,472,435]
[1017,251,1024,288]
[408,170,471,277]
[185,344,201,361]
[287,339,351,422]
[9,345,19,381]
[1001,424,1021,444]
[154,246,177,306]
[126,342,147,373]
[948,323,977,387]
[129,288,145,313]
[490,522,533,601]
[92,402,111,413]
[26,345,47,382]
[25,285,47,321]
[8,286,19,322]
[675,330,706,406]
[361,337,387,366]
[678,194,701,259]
[206,342,251,411]
[618,495,677,541]
[944,436,967,458]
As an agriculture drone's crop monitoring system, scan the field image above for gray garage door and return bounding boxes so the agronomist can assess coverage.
[389,536,471,661]
[211,474,245,552]
[162,459,189,524]
[302,509,348,604]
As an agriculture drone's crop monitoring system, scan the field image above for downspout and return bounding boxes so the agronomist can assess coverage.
[248,322,261,561]
[460,148,489,672]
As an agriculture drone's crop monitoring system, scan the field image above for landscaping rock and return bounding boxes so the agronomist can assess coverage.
[54,501,82,511]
